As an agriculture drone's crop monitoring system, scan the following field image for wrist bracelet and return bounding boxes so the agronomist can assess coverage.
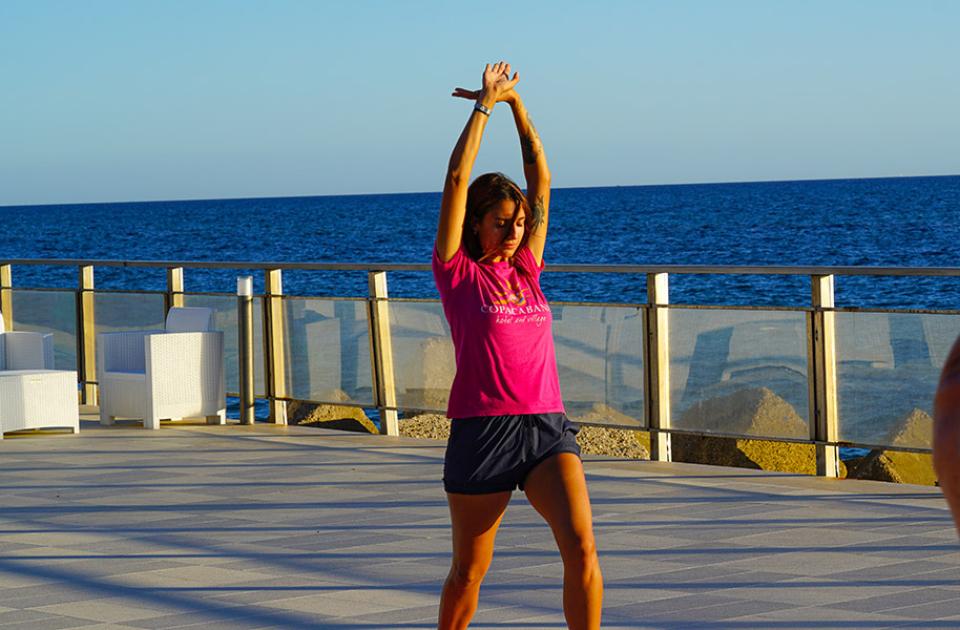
[474,102,491,117]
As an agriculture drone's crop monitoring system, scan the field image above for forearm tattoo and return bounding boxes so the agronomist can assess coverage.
[530,195,545,231]
[520,115,540,165]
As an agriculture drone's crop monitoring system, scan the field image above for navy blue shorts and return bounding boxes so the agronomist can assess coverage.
[443,413,581,494]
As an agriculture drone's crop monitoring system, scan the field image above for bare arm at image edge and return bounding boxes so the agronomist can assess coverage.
[934,335,960,535]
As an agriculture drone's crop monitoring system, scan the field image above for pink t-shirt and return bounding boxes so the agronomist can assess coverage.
[432,243,565,419]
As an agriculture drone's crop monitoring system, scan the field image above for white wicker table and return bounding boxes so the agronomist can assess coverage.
[0,370,79,438]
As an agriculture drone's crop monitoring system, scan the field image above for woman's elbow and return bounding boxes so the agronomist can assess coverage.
[446,166,466,188]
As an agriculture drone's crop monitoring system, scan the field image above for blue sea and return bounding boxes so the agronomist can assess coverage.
[3,175,960,309]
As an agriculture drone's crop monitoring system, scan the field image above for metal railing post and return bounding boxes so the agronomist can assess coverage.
[264,269,287,424]
[0,264,12,331]
[810,274,841,477]
[237,276,255,425]
[165,267,184,314]
[77,265,97,404]
[367,271,399,436]
[644,272,671,462]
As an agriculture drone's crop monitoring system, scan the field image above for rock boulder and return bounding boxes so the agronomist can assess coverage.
[672,386,818,474]
[287,393,378,434]
[847,408,935,486]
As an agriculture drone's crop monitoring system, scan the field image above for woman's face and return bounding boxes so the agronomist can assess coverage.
[475,199,525,261]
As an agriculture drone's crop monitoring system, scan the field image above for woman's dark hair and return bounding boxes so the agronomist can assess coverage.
[462,172,531,261]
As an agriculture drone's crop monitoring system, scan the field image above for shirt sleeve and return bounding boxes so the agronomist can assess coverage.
[432,242,475,295]
[514,245,546,281]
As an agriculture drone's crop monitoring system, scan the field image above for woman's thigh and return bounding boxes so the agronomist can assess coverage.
[447,491,512,567]
[522,453,595,547]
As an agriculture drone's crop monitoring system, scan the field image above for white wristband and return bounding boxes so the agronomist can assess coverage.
[474,102,491,116]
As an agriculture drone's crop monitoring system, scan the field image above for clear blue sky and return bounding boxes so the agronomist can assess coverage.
[2,0,958,206]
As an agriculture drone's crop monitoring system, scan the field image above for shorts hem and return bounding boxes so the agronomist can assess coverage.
[538,445,582,462]
[519,447,583,491]
[443,481,516,495]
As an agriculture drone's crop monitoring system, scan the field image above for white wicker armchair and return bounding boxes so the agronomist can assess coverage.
[97,307,226,430]
[0,311,55,371]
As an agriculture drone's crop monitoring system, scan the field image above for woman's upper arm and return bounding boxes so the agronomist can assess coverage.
[436,173,467,262]
[524,180,550,266]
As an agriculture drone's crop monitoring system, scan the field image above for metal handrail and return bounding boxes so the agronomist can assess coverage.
[5,257,960,277]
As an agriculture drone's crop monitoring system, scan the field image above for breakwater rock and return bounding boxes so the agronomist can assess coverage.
[846,408,935,485]
[287,397,378,434]
[672,387,822,475]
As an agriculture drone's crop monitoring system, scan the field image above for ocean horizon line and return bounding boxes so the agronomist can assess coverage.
[2,172,958,211]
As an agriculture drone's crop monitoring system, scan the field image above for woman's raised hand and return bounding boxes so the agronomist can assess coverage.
[483,61,518,95]
[452,61,519,105]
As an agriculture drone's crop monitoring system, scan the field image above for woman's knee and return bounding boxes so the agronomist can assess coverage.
[557,530,599,569]
[448,558,491,588]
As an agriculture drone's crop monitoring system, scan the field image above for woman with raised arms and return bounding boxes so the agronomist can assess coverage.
[433,61,603,630]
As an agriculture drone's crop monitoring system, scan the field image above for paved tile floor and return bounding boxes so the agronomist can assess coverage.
[1,415,958,629]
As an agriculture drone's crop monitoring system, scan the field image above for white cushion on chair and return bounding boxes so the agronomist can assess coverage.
[0,310,55,371]
[165,307,215,333]
[3,333,54,370]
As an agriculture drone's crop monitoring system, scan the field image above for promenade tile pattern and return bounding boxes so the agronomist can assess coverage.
[0,417,958,629]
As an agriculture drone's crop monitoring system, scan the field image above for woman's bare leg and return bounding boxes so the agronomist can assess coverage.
[438,490,512,630]
[523,453,602,630]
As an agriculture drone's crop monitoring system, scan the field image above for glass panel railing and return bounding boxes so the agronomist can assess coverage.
[836,311,960,449]
[10,289,78,371]
[669,307,810,439]
[385,301,645,424]
[183,294,266,397]
[94,292,166,334]
[283,298,373,405]
[388,301,452,412]
[553,304,644,427]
